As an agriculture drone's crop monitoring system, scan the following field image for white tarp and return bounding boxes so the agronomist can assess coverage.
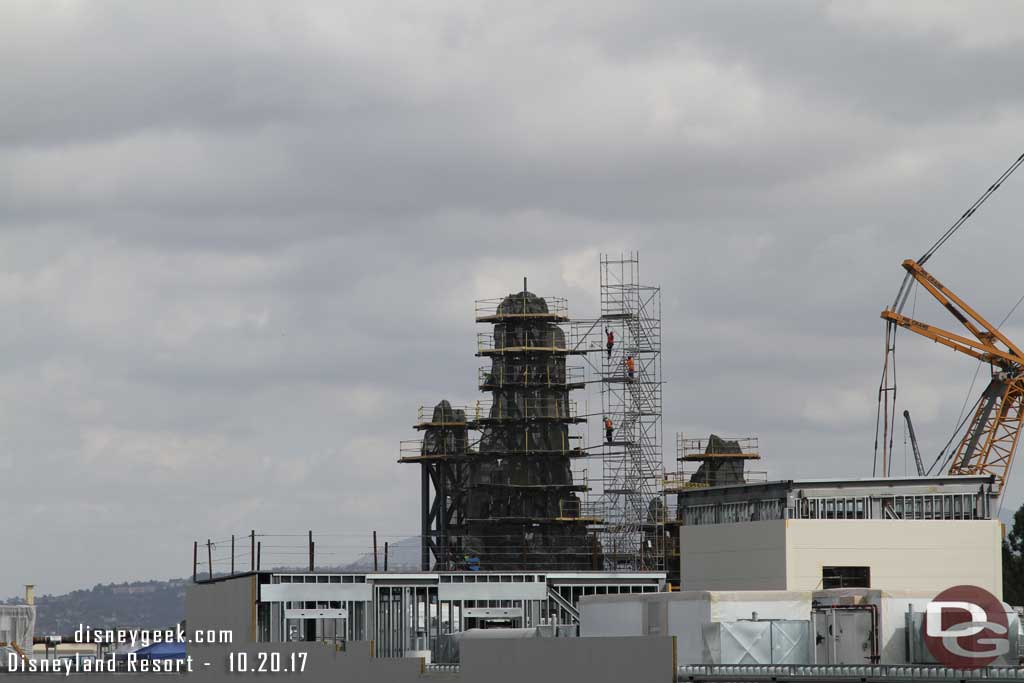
[579,590,811,665]
[0,605,35,667]
[671,591,811,665]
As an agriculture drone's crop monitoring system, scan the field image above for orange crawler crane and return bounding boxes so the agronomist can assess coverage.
[881,259,1024,495]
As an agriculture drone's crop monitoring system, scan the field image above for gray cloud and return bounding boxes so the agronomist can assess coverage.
[2,0,1024,595]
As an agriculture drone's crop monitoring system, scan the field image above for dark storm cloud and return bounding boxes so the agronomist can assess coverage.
[2,0,1024,595]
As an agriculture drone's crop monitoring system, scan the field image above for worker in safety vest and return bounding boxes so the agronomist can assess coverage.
[625,355,635,380]
[604,416,614,444]
[605,328,615,359]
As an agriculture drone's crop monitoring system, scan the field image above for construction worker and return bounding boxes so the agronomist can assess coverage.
[626,355,636,380]
[605,327,615,359]
[604,416,614,444]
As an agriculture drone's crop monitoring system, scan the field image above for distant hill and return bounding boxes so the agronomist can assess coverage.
[5,580,188,636]
[341,536,421,571]
[5,537,422,636]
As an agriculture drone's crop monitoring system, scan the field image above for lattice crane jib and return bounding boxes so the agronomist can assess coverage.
[880,259,1024,495]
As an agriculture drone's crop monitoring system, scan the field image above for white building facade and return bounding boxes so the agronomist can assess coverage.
[676,476,1002,597]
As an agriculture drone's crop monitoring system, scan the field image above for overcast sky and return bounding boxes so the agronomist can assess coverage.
[3,0,1024,597]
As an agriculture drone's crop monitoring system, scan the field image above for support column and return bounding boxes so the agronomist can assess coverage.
[421,464,431,570]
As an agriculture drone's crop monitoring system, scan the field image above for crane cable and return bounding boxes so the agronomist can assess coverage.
[892,152,1024,316]
[926,392,983,476]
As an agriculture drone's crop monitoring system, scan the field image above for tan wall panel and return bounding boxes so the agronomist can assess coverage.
[680,518,1002,597]
[785,519,1002,595]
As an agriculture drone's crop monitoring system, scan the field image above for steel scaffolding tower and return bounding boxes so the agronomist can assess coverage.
[578,253,664,570]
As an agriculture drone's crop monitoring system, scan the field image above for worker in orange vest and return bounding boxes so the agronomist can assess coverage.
[605,328,615,360]
[625,355,635,380]
[604,416,614,444]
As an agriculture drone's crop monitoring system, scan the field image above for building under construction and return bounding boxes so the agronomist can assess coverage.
[401,254,676,573]
[663,434,763,582]
[181,158,1024,680]
[401,284,599,571]
[183,238,1020,677]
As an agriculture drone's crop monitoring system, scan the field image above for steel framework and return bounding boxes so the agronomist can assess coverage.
[403,255,664,571]
[576,253,665,570]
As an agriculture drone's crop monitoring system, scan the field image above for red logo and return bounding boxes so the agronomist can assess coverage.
[922,585,1010,669]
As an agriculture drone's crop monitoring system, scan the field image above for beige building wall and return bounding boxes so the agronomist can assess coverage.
[785,518,1002,595]
[680,518,1002,597]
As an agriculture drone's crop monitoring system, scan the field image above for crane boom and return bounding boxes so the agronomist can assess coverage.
[903,410,925,477]
[880,260,1024,495]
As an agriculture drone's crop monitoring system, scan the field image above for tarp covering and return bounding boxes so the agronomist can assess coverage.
[0,605,35,667]
[578,590,812,666]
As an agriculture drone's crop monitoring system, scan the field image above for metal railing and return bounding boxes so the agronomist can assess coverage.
[416,405,472,426]
[471,397,580,422]
[558,499,581,518]
[478,364,585,389]
[475,296,569,320]
[663,470,769,491]
[399,437,472,459]
[480,435,587,457]
[403,433,590,459]
[678,434,760,459]
[477,331,572,354]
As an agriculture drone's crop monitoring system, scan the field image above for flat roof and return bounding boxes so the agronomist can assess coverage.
[674,474,995,499]
[193,569,666,585]
[779,475,993,485]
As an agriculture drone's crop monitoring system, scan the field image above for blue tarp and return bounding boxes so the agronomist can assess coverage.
[133,641,187,660]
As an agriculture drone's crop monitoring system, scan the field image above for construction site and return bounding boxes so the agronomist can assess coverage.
[399,255,673,578]
[22,154,1020,680]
